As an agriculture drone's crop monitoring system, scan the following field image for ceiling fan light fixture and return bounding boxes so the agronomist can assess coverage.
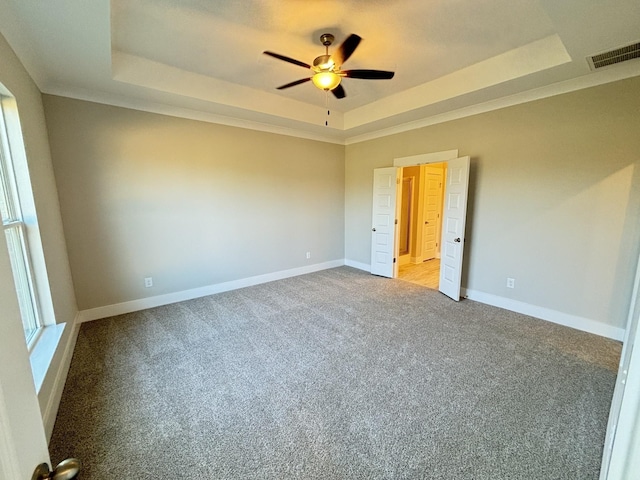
[264,32,394,100]
[312,71,341,91]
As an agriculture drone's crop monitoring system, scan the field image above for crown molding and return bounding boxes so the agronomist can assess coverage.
[42,60,639,148]
[41,84,346,145]
[344,63,640,145]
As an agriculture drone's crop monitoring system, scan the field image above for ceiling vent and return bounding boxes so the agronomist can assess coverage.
[587,41,640,70]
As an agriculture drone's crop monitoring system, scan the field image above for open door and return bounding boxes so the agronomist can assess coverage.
[370,167,399,278]
[438,156,470,301]
[370,153,470,295]
[0,241,51,478]
[600,255,640,479]
[421,164,445,261]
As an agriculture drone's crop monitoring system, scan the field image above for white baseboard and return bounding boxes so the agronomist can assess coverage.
[79,260,345,322]
[344,259,371,272]
[462,288,625,341]
[42,314,81,442]
[76,259,621,340]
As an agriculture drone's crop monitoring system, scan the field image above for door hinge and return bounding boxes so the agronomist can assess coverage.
[395,219,398,225]
[393,258,396,263]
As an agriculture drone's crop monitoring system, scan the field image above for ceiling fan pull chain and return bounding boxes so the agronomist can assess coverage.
[325,90,330,126]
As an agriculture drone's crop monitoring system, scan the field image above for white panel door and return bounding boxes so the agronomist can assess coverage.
[0,243,51,479]
[601,257,640,479]
[422,166,443,261]
[439,156,470,301]
[370,167,398,278]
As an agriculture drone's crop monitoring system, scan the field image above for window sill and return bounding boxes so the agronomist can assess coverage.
[29,323,66,394]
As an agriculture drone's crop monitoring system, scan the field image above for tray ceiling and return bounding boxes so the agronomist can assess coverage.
[1,0,639,143]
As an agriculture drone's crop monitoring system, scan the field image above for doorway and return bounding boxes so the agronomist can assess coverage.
[370,152,469,300]
[397,163,446,289]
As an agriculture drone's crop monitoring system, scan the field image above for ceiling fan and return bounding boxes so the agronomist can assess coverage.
[263,33,395,99]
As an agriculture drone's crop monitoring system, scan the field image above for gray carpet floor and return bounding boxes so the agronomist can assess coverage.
[49,267,621,479]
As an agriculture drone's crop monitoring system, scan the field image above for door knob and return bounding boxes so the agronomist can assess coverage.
[372,228,376,232]
[454,237,461,243]
[32,458,82,480]
[425,221,429,224]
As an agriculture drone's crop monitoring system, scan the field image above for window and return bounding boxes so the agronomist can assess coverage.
[0,96,42,345]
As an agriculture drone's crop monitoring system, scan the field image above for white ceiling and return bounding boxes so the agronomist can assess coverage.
[1,0,639,143]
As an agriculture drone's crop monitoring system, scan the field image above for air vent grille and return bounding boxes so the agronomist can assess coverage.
[587,42,640,70]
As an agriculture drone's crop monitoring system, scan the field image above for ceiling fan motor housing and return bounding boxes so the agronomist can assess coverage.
[313,54,334,71]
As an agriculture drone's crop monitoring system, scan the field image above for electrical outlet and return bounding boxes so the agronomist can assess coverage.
[144,277,153,288]
[306,252,311,259]
[506,277,515,289]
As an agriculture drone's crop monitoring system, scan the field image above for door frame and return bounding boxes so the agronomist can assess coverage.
[392,150,460,284]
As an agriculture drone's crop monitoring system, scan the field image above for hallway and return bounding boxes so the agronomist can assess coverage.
[398,258,440,289]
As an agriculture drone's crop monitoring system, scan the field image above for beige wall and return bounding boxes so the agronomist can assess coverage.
[43,96,345,310]
[30,61,640,334]
[346,77,640,330]
[0,33,77,430]
[3,20,638,447]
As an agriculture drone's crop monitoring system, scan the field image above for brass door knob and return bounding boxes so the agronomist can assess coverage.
[32,459,81,480]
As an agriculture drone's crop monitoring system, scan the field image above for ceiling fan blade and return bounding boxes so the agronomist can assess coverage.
[276,77,312,90]
[332,34,361,67]
[263,51,311,69]
[342,69,395,80]
[332,84,346,99]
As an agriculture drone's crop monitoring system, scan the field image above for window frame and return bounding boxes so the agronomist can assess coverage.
[0,93,45,347]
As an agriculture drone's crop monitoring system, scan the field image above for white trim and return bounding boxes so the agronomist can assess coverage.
[29,324,65,394]
[344,259,371,272]
[462,288,625,341]
[602,248,640,478]
[0,96,57,330]
[344,64,640,145]
[79,260,345,322]
[42,84,345,146]
[344,262,623,340]
[345,35,571,131]
[394,151,459,167]
[41,316,80,442]
[40,61,640,148]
